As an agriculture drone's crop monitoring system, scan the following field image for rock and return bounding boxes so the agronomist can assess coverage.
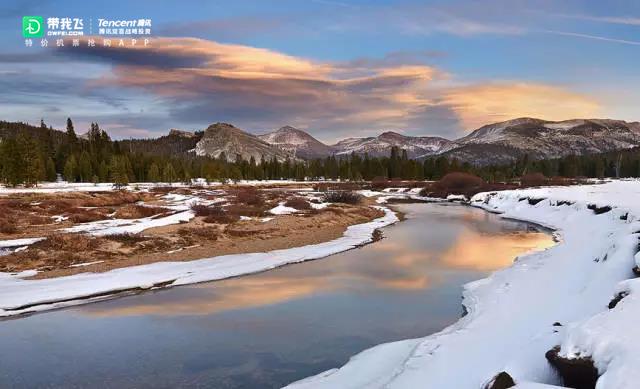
[545,346,598,389]
[483,371,515,389]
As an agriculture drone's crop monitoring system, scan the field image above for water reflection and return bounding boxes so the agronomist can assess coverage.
[81,204,553,318]
[0,204,554,389]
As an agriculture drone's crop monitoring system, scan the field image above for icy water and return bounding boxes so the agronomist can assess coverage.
[0,204,554,389]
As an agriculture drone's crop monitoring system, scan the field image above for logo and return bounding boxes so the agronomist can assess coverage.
[22,16,43,38]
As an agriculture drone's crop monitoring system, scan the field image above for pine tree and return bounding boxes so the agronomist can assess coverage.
[163,162,177,183]
[109,155,129,189]
[78,151,92,182]
[147,163,160,182]
[63,155,78,182]
[45,157,57,182]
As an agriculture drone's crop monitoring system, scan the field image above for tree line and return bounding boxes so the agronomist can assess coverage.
[2,119,640,187]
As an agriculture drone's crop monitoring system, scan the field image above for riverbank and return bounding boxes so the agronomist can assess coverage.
[0,205,397,318]
[288,180,640,389]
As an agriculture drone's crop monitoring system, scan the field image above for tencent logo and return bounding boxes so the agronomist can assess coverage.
[22,16,44,38]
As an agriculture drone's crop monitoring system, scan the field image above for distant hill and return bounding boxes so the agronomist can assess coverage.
[5,117,640,166]
[195,122,293,162]
[258,126,335,159]
[332,131,452,159]
[119,129,203,155]
[440,118,640,165]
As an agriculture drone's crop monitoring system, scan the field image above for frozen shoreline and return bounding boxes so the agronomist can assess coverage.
[0,206,398,317]
[288,180,640,389]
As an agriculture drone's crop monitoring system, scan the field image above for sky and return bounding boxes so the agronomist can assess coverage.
[1,0,639,142]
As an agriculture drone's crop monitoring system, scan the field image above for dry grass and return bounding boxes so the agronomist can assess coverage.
[177,226,220,240]
[0,219,17,234]
[226,203,268,217]
[68,209,109,223]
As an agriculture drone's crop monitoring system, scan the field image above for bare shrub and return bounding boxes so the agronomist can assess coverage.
[113,204,168,219]
[107,233,149,245]
[520,173,548,187]
[284,197,311,210]
[371,176,390,190]
[232,187,264,206]
[203,213,240,224]
[191,203,224,217]
[34,233,103,252]
[80,192,143,207]
[322,191,363,205]
[434,172,485,195]
[192,203,240,223]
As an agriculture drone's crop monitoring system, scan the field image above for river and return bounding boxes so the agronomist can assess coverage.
[0,203,554,388]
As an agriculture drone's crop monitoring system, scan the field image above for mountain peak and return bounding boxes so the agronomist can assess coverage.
[196,122,292,162]
[168,129,195,138]
[258,126,334,159]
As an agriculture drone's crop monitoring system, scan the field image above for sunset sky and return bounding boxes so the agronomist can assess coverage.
[1,0,639,141]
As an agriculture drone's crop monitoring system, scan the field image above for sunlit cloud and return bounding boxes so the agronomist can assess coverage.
[441,82,602,130]
[49,35,605,139]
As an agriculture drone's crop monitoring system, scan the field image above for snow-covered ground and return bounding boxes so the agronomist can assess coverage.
[288,180,640,389]
[0,207,398,317]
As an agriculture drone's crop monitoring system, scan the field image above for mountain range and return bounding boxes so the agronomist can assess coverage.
[137,118,640,165]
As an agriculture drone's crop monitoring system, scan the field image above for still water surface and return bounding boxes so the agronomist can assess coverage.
[0,204,554,388]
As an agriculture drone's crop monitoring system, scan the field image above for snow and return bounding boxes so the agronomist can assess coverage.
[69,261,104,268]
[62,210,194,236]
[0,206,398,317]
[446,194,467,202]
[0,237,45,248]
[287,180,640,389]
[269,202,298,215]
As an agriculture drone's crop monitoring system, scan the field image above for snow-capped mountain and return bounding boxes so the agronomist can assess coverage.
[441,118,640,165]
[332,131,453,159]
[163,117,640,165]
[258,126,334,159]
[195,123,292,162]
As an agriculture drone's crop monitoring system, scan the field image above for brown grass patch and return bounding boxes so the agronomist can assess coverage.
[177,226,220,240]
[0,219,18,234]
[68,209,109,223]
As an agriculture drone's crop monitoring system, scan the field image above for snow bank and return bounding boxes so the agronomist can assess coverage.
[269,202,298,215]
[288,180,640,389]
[0,237,45,248]
[62,210,194,236]
[0,207,398,317]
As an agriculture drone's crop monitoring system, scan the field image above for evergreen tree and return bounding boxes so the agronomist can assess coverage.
[63,155,78,182]
[109,155,129,189]
[147,163,160,182]
[163,162,177,183]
